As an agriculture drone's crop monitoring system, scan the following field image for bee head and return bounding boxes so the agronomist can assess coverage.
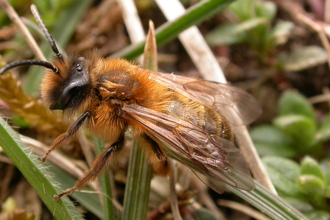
[41,54,94,111]
[0,5,93,111]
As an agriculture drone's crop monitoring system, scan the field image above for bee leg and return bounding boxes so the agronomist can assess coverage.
[54,136,125,200]
[139,135,170,176]
[39,111,91,162]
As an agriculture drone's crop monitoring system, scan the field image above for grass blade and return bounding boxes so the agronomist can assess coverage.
[227,181,309,220]
[112,0,234,60]
[122,21,158,220]
[94,137,120,219]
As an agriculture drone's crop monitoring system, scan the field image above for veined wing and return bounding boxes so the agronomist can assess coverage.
[123,104,255,192]
[150,72,261,125]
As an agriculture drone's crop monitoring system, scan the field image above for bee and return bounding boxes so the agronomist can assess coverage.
[0,6,261,200]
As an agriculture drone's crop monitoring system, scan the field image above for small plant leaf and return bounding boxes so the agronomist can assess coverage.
[284,46,328,72]
[262,156,305,198]
[297,175,326,209]
[325,184,330,198]
[324,161,330,198]
[300,156,325,182]
[250,124,297,157]
[206,18,266,46]
[297,175,324,194]
[256,0,277,22]
[315,112,330,144]
[273,115,317,149]
[272,21,294,45]
[229,0,254,21]
[278,91,316,121]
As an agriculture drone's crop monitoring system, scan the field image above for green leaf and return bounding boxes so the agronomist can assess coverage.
[206,18,266,46]
[229,0,276,22]
[284,46,328,72]
[324,161,330,197]
[325,185,330,198]
[273,115,317,149]
[298,175,324,195]
[278,91,316,121]
[250,124,297,157]
[298,158,327,210]
[256,0,276,22]
[300,156,325,182]
[315,112,330,144]
[262,156,305,198]
[272,21,294,45]
[229,0,253,21]
[297,175,327,209]
[206,23,245,46]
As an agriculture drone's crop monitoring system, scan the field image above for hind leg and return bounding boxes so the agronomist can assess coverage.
[137,134,170,176]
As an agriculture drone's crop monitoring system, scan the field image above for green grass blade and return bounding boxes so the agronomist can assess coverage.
[112,0,235,60]
[227,181,309,220]
[122,22,158,219]
[94,137,120,219]
[24,0,93,94]
[0,116,83,220]
[122,143,153,220]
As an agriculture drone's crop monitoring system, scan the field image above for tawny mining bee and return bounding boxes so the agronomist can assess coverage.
[0,5,261,200]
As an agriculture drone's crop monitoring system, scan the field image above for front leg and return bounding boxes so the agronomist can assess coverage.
[39,111,91,162]
[54,135,125,200]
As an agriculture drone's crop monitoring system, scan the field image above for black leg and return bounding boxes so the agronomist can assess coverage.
[54,136,125,200]
[39,111,91,162]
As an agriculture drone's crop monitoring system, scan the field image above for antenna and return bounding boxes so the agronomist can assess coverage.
[0,5,62,75]
[30,4,63,60]
[0,60,58,75]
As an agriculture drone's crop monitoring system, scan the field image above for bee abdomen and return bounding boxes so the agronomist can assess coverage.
[168,95,234,141]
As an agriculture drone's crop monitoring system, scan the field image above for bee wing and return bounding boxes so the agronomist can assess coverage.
[123,104,255,192]
[151,72,261,125]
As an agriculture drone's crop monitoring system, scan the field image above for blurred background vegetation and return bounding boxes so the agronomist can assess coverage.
[0,0,330,219]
